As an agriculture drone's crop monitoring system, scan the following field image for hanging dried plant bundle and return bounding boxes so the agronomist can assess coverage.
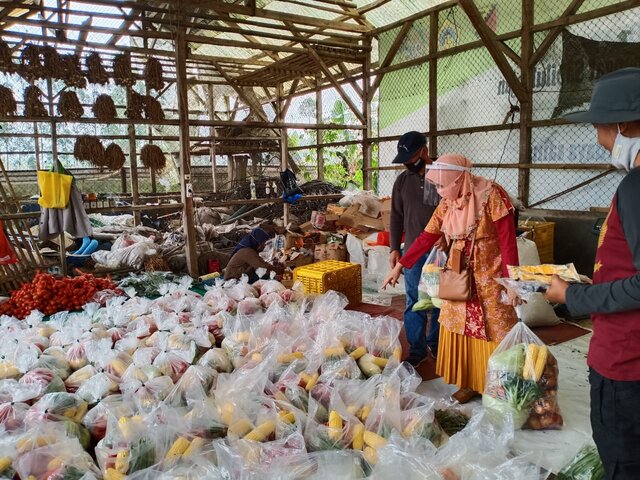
[74,135,106,167]
[104,143,126,170]
[41,46,65,79]
[24,86,48,118]
[143,57,164,91]
[19,44,45,80]
[0,86,17,117]
[85,52,109,85]
[0,40,15,73]
[143,94,165,122]
[61,54,86,88]
[125,90,144,119]
[57,90,84,119]
[113,53,135,87]
[93,94,117,122]
[140,144,166,170]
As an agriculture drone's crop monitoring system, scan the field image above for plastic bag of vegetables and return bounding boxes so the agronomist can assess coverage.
[413,248,447,311]
[483,321,563,430]
[557,444,604,480]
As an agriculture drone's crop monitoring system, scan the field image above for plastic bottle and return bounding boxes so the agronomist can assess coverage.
[265,182,271,196]
[250,177,257,199]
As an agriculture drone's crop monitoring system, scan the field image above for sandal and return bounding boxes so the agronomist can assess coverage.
[451,387,479,404]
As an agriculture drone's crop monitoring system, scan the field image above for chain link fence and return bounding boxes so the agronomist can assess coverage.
[371,1,640,212]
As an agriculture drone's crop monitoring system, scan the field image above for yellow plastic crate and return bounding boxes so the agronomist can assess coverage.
[293,260,362,306]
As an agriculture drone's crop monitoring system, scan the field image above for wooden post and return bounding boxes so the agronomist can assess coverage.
[519,0,534,207]
[46,78,67,276]
[126,87,141,225]
[175,27,199,277]
[207,84,218,192]
[120,166,127,193]
[316,77,323,181]
[429,11,438,158]
[362,40,372,191]
[33,122,41,170]
[277,84,289,226]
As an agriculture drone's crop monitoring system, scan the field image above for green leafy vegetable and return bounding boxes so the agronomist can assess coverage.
[488,343,526,374]
[558,446,605,480]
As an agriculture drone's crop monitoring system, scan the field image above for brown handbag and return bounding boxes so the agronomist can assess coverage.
[438,233,476,302]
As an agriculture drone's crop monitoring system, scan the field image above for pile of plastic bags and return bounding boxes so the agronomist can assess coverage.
[0,275,552,479]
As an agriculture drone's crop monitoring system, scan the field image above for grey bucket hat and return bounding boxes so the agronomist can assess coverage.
[564,67,640,124]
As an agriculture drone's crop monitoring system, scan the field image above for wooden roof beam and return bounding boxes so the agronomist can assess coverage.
[308,47,365,123]
[458,0,526,103]
[369,20,411,100]
[108,7,142,46]
[530,0,586,67]
[252,8,370,33]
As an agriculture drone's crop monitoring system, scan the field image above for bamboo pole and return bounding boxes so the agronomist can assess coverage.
[316,77,324,181]
[175,27,199,277]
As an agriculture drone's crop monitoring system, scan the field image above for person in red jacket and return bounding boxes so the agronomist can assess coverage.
[545,68,640,479]
[383,154,519,403]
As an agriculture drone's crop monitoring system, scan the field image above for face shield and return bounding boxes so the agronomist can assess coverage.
[425,162,470,200]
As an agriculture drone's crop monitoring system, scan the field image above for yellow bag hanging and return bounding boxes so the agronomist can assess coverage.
[37,163,73,209]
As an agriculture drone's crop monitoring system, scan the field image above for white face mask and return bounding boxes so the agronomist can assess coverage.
[610,124,640,171]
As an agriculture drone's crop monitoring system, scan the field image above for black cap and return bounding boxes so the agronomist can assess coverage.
[564,68,640,124]
[392,131,427,164]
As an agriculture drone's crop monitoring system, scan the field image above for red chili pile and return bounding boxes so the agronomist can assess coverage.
[0,271,118,319]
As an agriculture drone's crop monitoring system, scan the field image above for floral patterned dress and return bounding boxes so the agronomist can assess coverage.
[424,184,517,343]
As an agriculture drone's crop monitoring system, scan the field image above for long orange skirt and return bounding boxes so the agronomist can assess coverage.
[435,325,498,394]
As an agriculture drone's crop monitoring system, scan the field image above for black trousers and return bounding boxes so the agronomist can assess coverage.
[589,368,640,479]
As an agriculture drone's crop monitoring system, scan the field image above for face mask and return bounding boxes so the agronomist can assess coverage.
[610,125,640,172]
[405,157,425,173]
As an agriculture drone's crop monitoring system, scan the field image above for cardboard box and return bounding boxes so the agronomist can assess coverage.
[337,203,384,231]
[380,198,392,232]
[285,253,314,268]
[327,203,346,216]
[299,221,315,233]
[314,243,347,262]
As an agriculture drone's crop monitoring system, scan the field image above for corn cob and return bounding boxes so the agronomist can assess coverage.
[402,417,422,437]
[278,411,296,424]
[183,437,205,458]
[220,403,235,426]
[251,352,263,362]
[523,344,539,380]
[16,435,57,453]
[74,401,88,422]
[277,352,304,363]
[305,372,319,391]
[328,410,343,441]
[533,345,549,381]
[371,356,388,368]
[0,457,11,473]
[27,477,38,480]
[165,437,190,466]
[349,346,367,360]
[352,424,365,450]
[363,446,378,465]
[228,419,253,437]
[114,450,129,473]
[392,346,402,361]
[105,468,126,480]
[324,346,346,357]
[364,431,387,449]
[244,420,276,442]
[236,331,250,343]
[357,405,371,421]
[347,405,358,416]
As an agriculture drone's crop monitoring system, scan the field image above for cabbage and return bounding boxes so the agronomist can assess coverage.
[488,343,526,374]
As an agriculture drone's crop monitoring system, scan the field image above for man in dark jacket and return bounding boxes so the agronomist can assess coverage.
[389,131,441,366]
[545,68,640,480]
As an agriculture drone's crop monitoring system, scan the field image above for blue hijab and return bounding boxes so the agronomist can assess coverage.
[232,227,271,255]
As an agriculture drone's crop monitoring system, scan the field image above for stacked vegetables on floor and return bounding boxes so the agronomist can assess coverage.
[0,273,572,478]
[0,271,118,319]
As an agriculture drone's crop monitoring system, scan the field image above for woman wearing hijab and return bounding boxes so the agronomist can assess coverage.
[224,227,281,281]
[383,154,519,403]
